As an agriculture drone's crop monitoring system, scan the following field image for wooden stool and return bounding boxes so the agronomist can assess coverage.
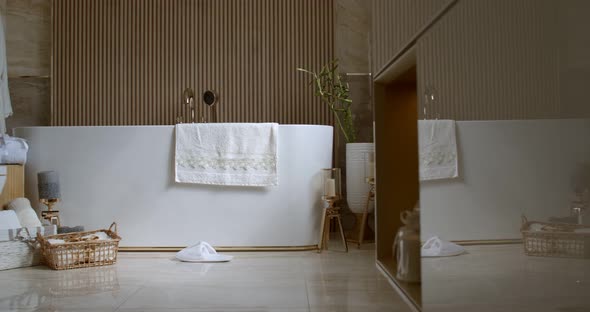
[41,210,61,227]
[318,196,348,253]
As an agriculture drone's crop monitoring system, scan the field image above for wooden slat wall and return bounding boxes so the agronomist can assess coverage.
[371,0,453,76]
[416,0,561,120]
[51,0,334,126]
[372,0,565,120]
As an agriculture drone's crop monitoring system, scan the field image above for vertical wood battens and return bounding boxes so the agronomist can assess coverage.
[415,0,560,120]
[373,0,561,120]
[371,0,453,75]
[52,0,334,126]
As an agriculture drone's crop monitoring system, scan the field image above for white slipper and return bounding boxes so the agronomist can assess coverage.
[176,241,233,262]
[421,236,465,257]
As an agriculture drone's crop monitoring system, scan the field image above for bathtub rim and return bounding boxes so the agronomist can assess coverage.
[13,124,334,130]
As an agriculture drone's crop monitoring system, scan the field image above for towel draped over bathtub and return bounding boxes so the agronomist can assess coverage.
[175,123,279,186]
[418,120,458,181]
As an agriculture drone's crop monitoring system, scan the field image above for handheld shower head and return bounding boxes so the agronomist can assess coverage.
[203,90,218,122]
[203,90,218,106]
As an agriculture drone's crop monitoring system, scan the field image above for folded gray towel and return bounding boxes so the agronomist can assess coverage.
[57,226,85,234]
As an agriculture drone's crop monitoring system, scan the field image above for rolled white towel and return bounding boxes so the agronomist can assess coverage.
[47,238,66,245]
[81,231,111,241]
[6,198,42,228]
[0,210,21,229]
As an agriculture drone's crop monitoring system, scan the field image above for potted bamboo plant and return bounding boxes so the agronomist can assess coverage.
[297,60,374,214]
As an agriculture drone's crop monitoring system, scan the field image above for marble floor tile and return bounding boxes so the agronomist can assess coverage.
[422,244,590,311]
[118,283,309,310]
[0,247,406,312]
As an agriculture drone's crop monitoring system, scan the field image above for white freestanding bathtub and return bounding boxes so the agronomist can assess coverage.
[15,125,333,248]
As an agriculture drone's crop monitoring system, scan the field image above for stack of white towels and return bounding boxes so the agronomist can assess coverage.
[0,198,42,230]
[0,135,29,165]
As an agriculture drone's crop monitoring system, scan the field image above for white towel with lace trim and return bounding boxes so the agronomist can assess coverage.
[418,120,458,181]
[175,123,278,186]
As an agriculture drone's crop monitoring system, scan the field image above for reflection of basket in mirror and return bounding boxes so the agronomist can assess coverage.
[521,216,590,258]
[49,266,120,297]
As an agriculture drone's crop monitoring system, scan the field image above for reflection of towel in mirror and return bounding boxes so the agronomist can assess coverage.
[418,120,458,181]
[0,12,12,134]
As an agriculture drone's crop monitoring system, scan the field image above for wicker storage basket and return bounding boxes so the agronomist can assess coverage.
[521,216,590,258]
[0,225,57,271]
[37,222,121,270]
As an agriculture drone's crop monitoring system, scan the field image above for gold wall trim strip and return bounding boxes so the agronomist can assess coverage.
[452,239,523,246]
[119,245,320,252]
[52,0,334,126]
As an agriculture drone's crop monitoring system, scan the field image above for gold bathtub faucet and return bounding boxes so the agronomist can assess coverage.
[182,88,197,123]
[180,88,218,123]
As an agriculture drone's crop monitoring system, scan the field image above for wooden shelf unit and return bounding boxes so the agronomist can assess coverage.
[0,165,25,207]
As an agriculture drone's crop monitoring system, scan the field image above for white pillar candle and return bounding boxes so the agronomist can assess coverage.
[367,160,375,178]
[325,178,336,197]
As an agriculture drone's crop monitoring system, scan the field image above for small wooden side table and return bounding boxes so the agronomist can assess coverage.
[41,210,61,227]
[318,196,348,253]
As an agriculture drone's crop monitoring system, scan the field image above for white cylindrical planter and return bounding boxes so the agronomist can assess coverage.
[346,143,375,213]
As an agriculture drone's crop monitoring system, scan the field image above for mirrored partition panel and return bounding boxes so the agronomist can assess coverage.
[373,0,590,311]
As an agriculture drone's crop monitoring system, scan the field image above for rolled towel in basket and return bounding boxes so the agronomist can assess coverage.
[81,232,111,241]
[7,198,42,228]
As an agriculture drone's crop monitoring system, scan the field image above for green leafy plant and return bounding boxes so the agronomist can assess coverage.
[297,60,356,143]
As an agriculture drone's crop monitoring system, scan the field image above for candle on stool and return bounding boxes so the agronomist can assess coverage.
[325,178,336,197]
[368,160,375,179]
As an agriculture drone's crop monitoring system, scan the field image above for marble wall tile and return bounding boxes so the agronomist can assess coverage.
[335,0,371,74]
[6,77,50,132]
[334,1,373,231]
[1,1,51,132]
[5,0,51,77]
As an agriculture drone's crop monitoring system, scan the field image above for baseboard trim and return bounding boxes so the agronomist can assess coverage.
[452,239,522,246]
[119,245,320,252]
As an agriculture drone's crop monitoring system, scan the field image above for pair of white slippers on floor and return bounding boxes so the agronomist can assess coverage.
[176,241,233,262]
